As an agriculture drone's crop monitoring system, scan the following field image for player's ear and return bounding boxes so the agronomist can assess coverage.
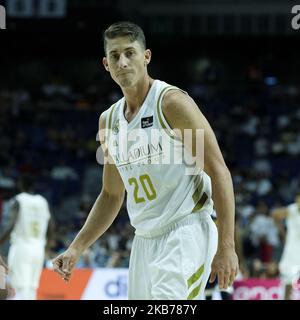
[144,49,151,66]
[102,57,109,72]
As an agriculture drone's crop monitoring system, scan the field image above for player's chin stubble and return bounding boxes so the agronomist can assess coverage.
[119,77,133,88]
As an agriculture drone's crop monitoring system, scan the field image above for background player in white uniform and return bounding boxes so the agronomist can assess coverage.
[0,175,52,300]
[53,21,238,299]
[273,190,300,300]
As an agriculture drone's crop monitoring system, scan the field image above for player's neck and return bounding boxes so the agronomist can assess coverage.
[122,76,153,112]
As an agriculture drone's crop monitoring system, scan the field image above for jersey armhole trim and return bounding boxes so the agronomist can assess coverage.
[106,103,116,144]
[191,175,208,212]
[157,86,187,141]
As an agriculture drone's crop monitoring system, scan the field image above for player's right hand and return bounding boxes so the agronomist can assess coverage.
[52,248,81,282]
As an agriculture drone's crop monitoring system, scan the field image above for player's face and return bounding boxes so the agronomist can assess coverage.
[103,36,151,88]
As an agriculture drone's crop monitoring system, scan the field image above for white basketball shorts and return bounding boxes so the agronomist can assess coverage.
[128,211,218,300]
[8,242,45,289]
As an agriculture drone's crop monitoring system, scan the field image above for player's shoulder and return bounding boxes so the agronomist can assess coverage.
[287,202,298,210]
[162,85,201,125]
[287,202,296,209]
[99,102,119,130]
[28,193,48,204]
[163,88,184,105]
[162,83,195,112]
[14,192,27,202]
[287,202,298,213]
[163,84,188,102]
[99,110,108,130]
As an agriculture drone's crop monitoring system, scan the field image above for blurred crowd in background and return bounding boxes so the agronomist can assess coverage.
[0,49,300,281]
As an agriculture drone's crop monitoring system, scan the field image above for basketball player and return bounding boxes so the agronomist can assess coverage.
[0,176,52,300]
[272,190,300,300]
[53,21,238,299]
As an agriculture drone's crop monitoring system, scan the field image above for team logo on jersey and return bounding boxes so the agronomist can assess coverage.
[112,119,120,135]
[141,116,153,128]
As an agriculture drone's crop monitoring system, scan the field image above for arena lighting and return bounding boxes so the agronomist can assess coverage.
[264,76,278,86]
[6,0,66,18]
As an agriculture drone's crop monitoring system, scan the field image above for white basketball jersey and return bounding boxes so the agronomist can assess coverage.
[10,192,50,246]
[280,203,300,263]
[105,79,214,233]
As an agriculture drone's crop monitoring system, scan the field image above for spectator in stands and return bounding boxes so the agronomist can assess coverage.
[248,201,280,263]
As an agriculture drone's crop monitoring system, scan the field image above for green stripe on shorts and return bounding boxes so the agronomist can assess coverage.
[187,283,202,300]
[187,264,204,289]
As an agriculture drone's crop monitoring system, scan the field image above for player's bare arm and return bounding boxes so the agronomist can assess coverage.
[45,216,55,252]
[0,255,14,300]
[162,90,239,289]
[52,112,125,281]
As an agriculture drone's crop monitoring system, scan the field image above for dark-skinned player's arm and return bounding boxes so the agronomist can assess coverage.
[0,200,19,299]
[0,200,19,245]
[162,90,239,290]
[52,112,125,281]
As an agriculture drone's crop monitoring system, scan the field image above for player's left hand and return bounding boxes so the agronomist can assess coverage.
[209,247,239,290]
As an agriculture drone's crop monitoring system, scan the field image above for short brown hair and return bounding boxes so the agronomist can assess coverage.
[103,21,146,54]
